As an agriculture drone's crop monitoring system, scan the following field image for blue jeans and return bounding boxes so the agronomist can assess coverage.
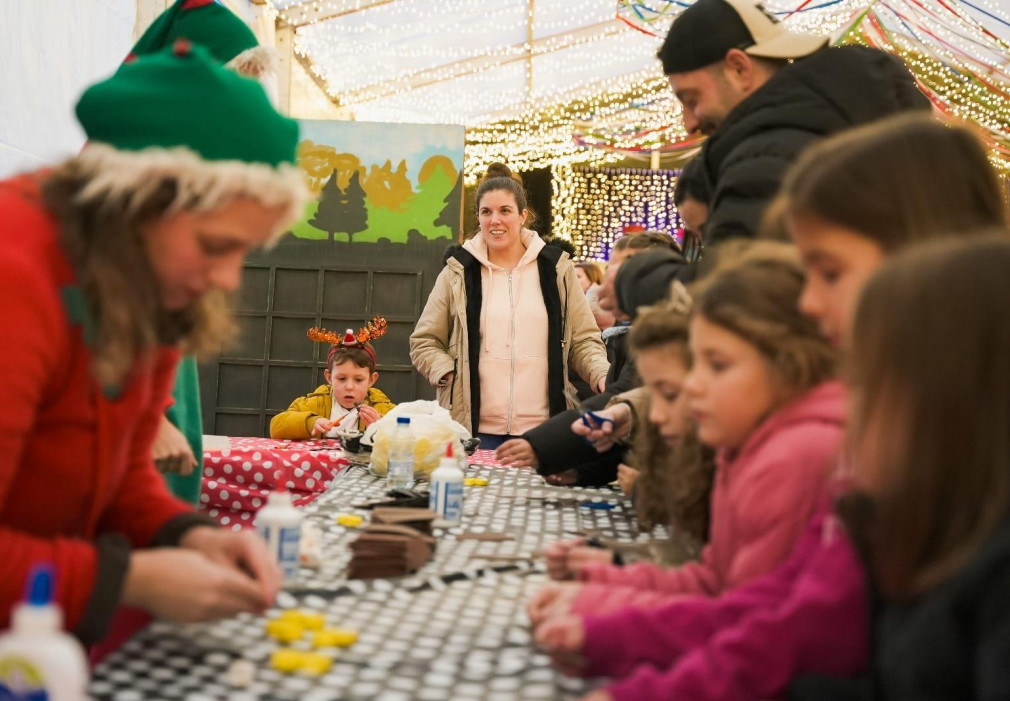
[476,433,519,451]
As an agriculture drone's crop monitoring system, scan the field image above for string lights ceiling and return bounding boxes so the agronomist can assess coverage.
[266,0,667,126]
[266,0,1010,177]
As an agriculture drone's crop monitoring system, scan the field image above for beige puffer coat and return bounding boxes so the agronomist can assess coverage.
[410,240,609,434]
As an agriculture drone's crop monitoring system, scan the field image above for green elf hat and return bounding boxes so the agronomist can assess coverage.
[126,0,274,78]
[74,41,308,233]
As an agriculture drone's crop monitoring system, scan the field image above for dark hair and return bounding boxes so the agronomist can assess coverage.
[628,298,715,543]
[474,162,536,230]
[674,156,710,206]
[846,234,1010,599]
[544,236,577,258]
[328,345,375,373]
[613,230,682,255]
[782,114,1007,251]
[692,242,837,398]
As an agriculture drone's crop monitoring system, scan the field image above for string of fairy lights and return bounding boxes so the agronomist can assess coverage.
[552,165,682,260]
[612,0,1010,169]
[266,0,1010,229]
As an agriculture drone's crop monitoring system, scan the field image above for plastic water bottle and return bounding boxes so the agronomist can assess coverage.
[387,416,415,489]
[0,564,89,701]
[255,479,303,584]
[429,442,464,524]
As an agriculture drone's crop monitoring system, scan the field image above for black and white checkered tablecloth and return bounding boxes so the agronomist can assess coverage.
[90,463,655,700]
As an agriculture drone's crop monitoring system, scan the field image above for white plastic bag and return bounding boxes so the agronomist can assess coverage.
[365,401,471,477]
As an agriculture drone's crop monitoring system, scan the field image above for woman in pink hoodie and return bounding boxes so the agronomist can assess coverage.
[410,163,609,448]
[534,113,1008,701]
[529,245,843,622]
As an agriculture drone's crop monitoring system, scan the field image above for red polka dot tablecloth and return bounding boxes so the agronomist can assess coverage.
[200,440,505,530]
[200,437,350,530]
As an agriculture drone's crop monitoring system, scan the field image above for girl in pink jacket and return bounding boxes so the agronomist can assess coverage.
[529,246,843,622]
[534,114,1008,701]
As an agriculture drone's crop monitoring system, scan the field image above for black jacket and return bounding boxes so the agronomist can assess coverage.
[791,517,1010,701]
[524,250,687,485]
[703,45,930,245]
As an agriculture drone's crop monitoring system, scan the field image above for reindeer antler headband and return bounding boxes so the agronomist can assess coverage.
[307,314,388,365]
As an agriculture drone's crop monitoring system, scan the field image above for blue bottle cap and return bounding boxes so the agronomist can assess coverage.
[24,563,54,606]
[397,417,410,425]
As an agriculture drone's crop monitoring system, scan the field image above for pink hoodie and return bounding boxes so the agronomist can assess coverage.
[579,501,869,701]
[463,229,551,436]
[572,381,846,613]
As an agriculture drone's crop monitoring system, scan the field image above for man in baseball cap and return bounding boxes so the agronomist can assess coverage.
[658,0,928,245]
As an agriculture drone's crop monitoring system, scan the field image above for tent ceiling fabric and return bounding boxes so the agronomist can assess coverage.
[268,0,666,125]
[267,0,1010,178]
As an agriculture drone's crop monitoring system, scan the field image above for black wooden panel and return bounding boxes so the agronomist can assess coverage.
[372,272,421,317]
[266,365,317,412]
[377,369,415,406]
[270,316,318,362]
[273,268,319,314]
[380,320,416,367]
[216,413,263,438]
[231,315,267,360]
[237,267,270,312]
[323,270,369,315]
[217,364,263,409]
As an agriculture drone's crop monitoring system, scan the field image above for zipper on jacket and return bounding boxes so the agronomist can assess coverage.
[509,272,517,436]
[449,358,456,407]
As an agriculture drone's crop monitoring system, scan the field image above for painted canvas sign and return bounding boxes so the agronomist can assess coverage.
[292,120,465,244]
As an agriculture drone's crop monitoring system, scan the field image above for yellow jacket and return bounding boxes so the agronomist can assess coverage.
[270,385,396,440]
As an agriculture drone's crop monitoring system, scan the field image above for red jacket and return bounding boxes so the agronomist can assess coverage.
[0,175,195,640]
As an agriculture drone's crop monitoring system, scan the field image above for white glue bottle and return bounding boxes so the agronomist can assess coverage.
[429,442,464,524]
[255,472,303,583]
[0,563,89,701]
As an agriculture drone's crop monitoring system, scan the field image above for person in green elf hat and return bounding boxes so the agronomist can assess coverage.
[127,0,274,77]
[0,42,308,643]
[128,0,278,505]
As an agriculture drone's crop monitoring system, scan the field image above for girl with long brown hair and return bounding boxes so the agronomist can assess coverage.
[829,235,1010,698]
[530,245,845,623]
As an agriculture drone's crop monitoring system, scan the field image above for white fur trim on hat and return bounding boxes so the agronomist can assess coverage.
[75,143,309,241]
[227,46,278,79]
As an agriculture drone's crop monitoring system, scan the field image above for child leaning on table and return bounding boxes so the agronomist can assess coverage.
[270,319,396,439]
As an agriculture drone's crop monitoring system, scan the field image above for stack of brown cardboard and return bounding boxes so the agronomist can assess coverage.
[346,509,438,579]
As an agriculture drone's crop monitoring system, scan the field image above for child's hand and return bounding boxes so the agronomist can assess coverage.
[358,405,381,427]
[616,463,639,497]
[527,581,584,626]
[543,538,584,580]
[566,546,615,573]
[580,691,614,701]
[535,614,588,676]
[571,403,632,453]
[496,438,539,469]
[152,416,198,475]
[311,417,333,436]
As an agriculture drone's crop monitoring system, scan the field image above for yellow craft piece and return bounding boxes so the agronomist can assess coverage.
[313,628,358,648]
[270,649,305,673]
[300,653,333,675]
[266,618,304,643]
[464,477,489,487]
[336,513,364,527]
[278,609,325,630]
